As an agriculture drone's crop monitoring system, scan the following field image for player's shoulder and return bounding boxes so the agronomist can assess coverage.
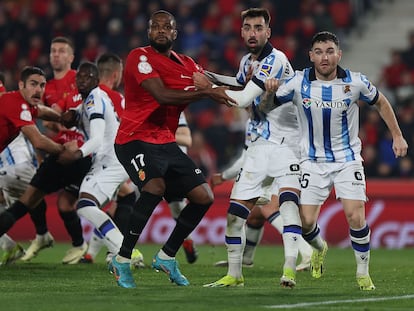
[127,46,153,58]
[1,91,21,105]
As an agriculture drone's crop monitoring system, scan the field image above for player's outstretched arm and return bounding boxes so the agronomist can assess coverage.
[374,92,408,158]
[141,76,236,107]
[21,124,64,155]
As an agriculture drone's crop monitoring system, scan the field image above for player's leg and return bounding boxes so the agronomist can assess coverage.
[0,161,49,250]
[168,198,199,264]
[112,142,165,288]
[81,183,136,263]
[268,146,302,288]
[299,161,331,279]
[0,176,26,265]
[152,145,213,286]
[205,143,270,288]
[22,156,87,261]
[58,190,87,264]
[336,162,374,290]
[75,164,127,258]
[261,194,312,271]
[0,200,24,265]
[213,205,263,268]
[243,205,264,267]
[342,198,375,290]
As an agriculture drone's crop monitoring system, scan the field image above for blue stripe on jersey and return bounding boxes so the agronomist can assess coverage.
[342,98,355,161]
[278,91,294,103]
[24,136,38,167]
[4,147,15,165]
[274,66,283,79]
[342,69,352,83]
[301,70,316,160]
[322,86,334,162]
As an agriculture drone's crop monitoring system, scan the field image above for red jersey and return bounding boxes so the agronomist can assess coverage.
[44,69,83,144]
[99,83,125,118]
[44,69,80,110]
[116,46,202,145]
[0,91,38,152]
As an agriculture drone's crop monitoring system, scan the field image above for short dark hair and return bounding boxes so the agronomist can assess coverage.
[96,52,122,77]
[20,66,45,83]
[149,10,176,28]
[51,36,75,53]
[77,61,99,79]
[241,8,271,26]
[311,31,339,48]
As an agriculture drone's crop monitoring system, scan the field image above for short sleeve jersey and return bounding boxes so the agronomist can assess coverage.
[116,46,202,145]
[0,91,38,152]
[275,66,379,163]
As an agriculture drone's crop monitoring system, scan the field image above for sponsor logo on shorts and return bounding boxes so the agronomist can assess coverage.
[138,169,146,181]
[195,168,202,174]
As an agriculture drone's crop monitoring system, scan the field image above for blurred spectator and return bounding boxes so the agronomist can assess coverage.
[396,157,414,178]
[401,30,414,69]
[378,49,408,90]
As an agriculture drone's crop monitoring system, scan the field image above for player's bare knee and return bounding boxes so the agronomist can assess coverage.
[187,183,214,205]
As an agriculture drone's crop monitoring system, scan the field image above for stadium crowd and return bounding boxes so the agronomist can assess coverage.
[0,0,412,178]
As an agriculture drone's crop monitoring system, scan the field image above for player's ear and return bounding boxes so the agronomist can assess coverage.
[173,29,178,40]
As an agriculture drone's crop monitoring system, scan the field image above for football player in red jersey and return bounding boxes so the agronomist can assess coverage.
[19,37,89,264]
[0,66,74,247]
[0,66,63,153]
[109,10,234,288]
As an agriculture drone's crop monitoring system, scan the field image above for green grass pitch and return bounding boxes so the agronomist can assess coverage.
[1,243,414,311]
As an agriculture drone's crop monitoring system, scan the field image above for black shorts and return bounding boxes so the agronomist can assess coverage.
[30,155,92,196]
[115,140,206,201]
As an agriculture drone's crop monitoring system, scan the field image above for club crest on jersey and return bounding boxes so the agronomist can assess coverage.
[138,55,152,74]
[138,169,146,181]
[20,103,32,121]
[302,98,312,109]
[343,85,351,93]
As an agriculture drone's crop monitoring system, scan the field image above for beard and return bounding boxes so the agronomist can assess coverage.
[247,45,262,54]
[149,38,173,53]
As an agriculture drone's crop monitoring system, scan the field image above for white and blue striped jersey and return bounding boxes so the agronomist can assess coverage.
[79,86,120,163]
[0,132,37,169]
[275,66,379,163]
[236,42,298,144]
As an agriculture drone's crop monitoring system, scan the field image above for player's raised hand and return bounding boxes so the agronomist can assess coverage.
[264,77,280,93]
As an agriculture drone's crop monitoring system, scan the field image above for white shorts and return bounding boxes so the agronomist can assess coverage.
[80,159,129,206]
[0,161,36,207]
[230,141,300,201]
[300,160,367,206]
